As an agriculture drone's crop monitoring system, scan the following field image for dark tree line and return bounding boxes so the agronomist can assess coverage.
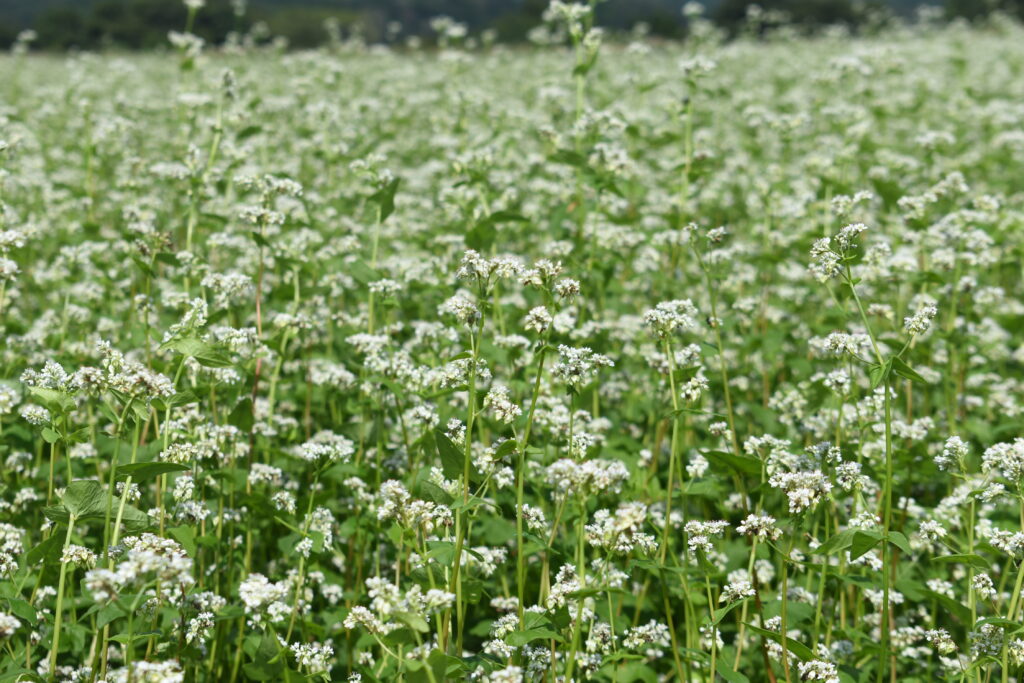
[1,0,1022,51]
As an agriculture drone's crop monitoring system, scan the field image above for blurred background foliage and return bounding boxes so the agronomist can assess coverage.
[0,0,1022,50]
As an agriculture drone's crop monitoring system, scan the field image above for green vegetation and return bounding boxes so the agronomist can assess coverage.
[2,0,1022,50]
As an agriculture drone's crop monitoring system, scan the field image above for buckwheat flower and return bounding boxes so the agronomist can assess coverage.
[20,404,49,425]
[822,369,851,395]
[185,612,214,643]
[554,278,580,300]
[709,421,728,437]
[376,480,411,521]
[294,431,355,463]
[836,222,868,251]
[769,470,832,514]
[822,332,870,358]
[107,660,184,683]
[0,257,18,280]
[438,294,480,325]
[720,578,755,603]
[347,334,389,355]
[1009,639,1024,666]
[684,520,729,554]
[0,385,18,415]
[798,659,840,683]
[545,458,629,499]
[545,564,582,609]
[970,623,1004,658]
[904,304,937,336]
[679,55,717,79]
[342,606,389,634]
[524,306,552,333]
[0,613,19,639]
[623,620,670,651]
[687,453,709,478]
[937,436,968,472]
[972,573,996,600]
[291,642,333,675]
[644,300,699,339]
[61,545,97,568]
[982,439,1024,483]
[586,502,656,554]
[84,569,119,602]
[484,385,521,423]
[433,416,462,446]
[0,554,17,579]
[919,520,946,541]
[173,475,196,505]
[988,529,1024,558]
[680,373,709,403]
[116,482,140,503]
[736,514,782,541]
[295,537,314,558]
[835,462,865,491]
[248,463,283,487]
[368,279,403,297]
[925,628,957,655]
[553,345,614,388]
[239,573,290,624]
[521,504,548,533]
[488,666,524,683]
[809,238,840,282]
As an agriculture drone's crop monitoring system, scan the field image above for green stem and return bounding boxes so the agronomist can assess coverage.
[49,517,77,678]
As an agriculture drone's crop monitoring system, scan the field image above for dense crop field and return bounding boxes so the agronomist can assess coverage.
[3,6,1024,683]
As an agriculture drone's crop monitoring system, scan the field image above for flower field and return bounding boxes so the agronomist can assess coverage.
[2,6,1024,683]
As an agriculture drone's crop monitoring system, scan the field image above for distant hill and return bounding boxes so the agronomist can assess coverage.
[0,0,935,30]
[0,0,950,48]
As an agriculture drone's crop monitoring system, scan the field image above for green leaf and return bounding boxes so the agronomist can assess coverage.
[717,664,750,683]
[506,628,564,646]
[250,230,270,248]
[550,149,585,167]
[703,450,762,476]
[891,356,928,384]
[811,529,856,556]
[236,124,263,141]
[369,177,401,223]
[494,439,518,460]
[394,611,430,633]
[162,337,233,368]
[886,531,912,555]
[27,386,74,414]
[347,259,381,286]
[168,526,197,556]
[434,429,466,481]
[868,360,891,390]
[744,624,815,661]
[96,602,126,629]
[0,669,44,682]
[933,553,990,570]
[6,599,35,623]
[62,480,106,518]
[153,391,199,411]
[41,427,61,443]
[110,630,161,644]
[420,480,454,506]
[228,397,254,432]
[116,462,190,482]
[976,617,1024,633]
[713,598,749,625]
[26,533,63,566]
[849,530,883,561]
[46,488,150,532]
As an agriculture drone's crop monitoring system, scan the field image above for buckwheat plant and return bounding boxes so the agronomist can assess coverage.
[3,3,1024,683]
